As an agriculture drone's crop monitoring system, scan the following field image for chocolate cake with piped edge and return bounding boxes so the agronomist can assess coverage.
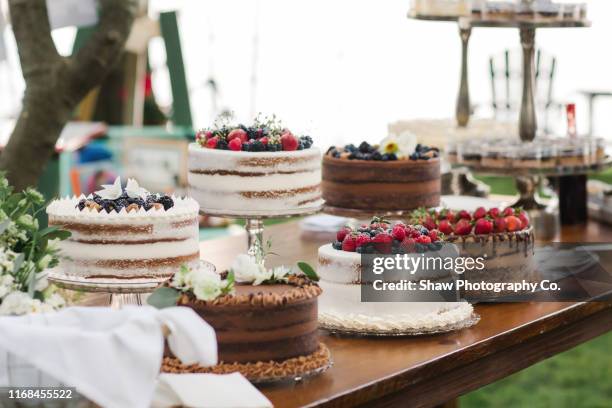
[46,177,200,280]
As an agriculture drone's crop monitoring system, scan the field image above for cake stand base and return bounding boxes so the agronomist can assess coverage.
[161,343,332,384]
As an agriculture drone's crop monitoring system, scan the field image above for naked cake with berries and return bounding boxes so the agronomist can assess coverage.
[322,133,440,212]
[46,177,200,280]
[409,206,537,300]
[317,218,475,334]
[188,115,323,216]
[155,256,331,381]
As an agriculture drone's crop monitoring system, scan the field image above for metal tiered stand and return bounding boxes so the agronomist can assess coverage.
[408,6,601,233]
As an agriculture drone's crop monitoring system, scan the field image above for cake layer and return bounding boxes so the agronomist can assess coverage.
[181,280,322,364]
[188,144,323,214]
[322,156,440,210]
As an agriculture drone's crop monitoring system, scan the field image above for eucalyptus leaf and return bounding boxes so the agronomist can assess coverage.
[297,261,319,281]
[38,226,59,237]
[147,287,180,309]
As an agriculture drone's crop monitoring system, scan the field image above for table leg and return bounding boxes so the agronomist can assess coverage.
[513,175,546,210]
[456,25,471,127]
[519,27,537,141]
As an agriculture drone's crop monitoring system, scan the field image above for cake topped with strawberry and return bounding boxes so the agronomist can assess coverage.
[188,114,322,216]
[330,217,445,254]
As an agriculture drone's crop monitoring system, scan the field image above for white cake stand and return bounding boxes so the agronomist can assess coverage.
[48,261,216,308]
[202,204,324,265]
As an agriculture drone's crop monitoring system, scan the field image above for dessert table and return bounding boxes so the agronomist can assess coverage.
[80,219,612,408]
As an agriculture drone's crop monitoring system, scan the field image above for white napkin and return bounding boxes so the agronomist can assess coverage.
[0,306,217,408]
[153,373,273,408]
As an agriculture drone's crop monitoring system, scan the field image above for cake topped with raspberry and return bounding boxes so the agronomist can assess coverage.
[330,217,445,254]
[195,114,313,153]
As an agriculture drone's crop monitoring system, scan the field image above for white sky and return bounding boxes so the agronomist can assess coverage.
[1,0,611,146]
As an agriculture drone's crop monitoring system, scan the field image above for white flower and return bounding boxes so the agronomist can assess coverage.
[37,255,53,271]
[172,265,191,288]
[269,266,291,282]
[0,275,14,299]
[44,293,65,310]
[378,131,417,159]
[0,291,34,316]
[125,178,149,199]
[34,271,49,292]
[96,177,123,200]
[231,254,269,285]
[191,269,223,301]
[17,214,38,230]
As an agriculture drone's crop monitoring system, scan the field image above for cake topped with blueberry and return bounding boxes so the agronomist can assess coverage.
[188,114,323,216]
[322,132,441,211]
[195,114,314,152]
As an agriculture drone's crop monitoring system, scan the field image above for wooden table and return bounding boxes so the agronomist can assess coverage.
[197,220,612,408]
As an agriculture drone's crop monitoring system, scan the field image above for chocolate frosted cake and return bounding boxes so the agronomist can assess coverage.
[46,178,200,280]
[323,138,441,211]
[179,275,321,364]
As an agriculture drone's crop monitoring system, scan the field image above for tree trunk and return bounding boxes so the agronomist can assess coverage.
[0,0,136,191]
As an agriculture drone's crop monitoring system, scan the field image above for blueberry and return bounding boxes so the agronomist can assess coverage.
[381,154,389,161]
[388,153,397,161]
[267,142,281,152]
[415,243,425,253]
[348,152,357,160]
[333,151,341,158]
[242,142,251,151]
[297,141,304,150]
[416,143,423,152]
[356,246,364,254]
[217,139,229,150]
[409,153,418,161]
[157,195,174,210]
[251,140,265,152]
[359,141,370,153]
[332,241,343,250]
[372,151,382,160]
[345,144,357,152]
[115,199,128,210]
[92,194,102,204]
[76,199,86,211]
[420,228,429,235]
[300,136,313,149]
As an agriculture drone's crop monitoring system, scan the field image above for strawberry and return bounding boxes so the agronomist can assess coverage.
[342,234,357,252]
[442,209,455,222]
[259,137,269,145]
[454,219,472,235]
[505,215,522,232]
[281,132,299,151]
[227,129,248,143]
[206,137,218,149]
[494,217,507,233]
[416,235,432,244]
[392,224,406,241]
[457,210,472,221]
[400,237,416,253]
[502,207,514,217]
[438,219,453,235]
[474,218,493,235]
[428,229,441,242]
[205,130,214,139]
[355,233,371,248]
[372,232,393,254]
[228,137,242,151]
[473,207,487,220]
[517,210,530,229]
[336,226,352,242]
[488,207,500,218]
[423,216,437,231]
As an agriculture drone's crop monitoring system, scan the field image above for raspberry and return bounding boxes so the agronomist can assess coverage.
[206,137,218,149]
[428,229,441,242]
[391,224,406,241]
[454,219,472,235]
[281,132,298,151]
[438,219,453,235]
[372,232,393,254]
[518,210,530,229]
[405,226,421,238]
[336,226,352,242]
[228,138,242,151]
[474,218,493,235]
[342,234,357,252]
[473,207,487,220]
[400,237,416,253]
[416,235,432,244]
[228,129,248,143]
[355,233,371,248]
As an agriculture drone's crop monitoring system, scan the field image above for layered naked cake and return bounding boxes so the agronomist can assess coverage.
[47,178,200,280]
[188,116,322,216]
[323,136,440,211]
[157,256,330,381]
[318,219,474,333]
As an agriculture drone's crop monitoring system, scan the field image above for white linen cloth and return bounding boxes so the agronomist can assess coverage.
[153,373,273,408]
[0,306,217,408]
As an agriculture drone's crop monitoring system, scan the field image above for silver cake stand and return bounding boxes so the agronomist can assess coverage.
[202,204,324,265]
[48,261,217,308]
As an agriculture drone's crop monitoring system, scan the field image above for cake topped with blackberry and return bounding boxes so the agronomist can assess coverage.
[189,114,323,216]
[46,177,200,280]
[322,132,440,212]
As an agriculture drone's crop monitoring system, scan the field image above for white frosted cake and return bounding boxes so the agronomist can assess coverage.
[188,116,322,216]
[317,219,474,333]
[46,178,200,280]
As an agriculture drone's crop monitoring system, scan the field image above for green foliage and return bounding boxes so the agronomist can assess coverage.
[297,261,319,281]
[147,287,180,309]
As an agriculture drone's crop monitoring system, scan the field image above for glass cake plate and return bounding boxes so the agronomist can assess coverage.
[319,312,480,337]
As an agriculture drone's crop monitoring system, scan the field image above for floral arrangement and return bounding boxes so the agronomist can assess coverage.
[0,175,70,315]
[148,255,319,308]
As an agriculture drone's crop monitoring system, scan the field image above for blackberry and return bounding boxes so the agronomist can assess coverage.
[416,143,423,152]
[348,152,357,160]
[92,193,102,204]
[246,127,258,140]
[217,139,229,150]
[267,142,282,152]
[297,141,304,150]
[242,142,251,151]
[300,136,313,149]
[332,241,343,250]
[251,140,265,152]
[333,151,341,158]
[76,199,86,211]
[387,153,397,161]
[372,151,382,161]
[345,144,357,152]
[115,199,129,211]
[101,200,116,213]
[120,191,129,199]
[358,141,370,153]
[157,195,174,210]
[128,197,145,207]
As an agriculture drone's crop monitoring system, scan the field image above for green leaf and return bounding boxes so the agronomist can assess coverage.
[226,270,235,287]
[46,229,72,241]
[297,261,319,281]
[147,287,180,309]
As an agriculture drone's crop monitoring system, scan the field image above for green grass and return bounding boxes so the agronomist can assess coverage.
[461,331,612,408]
